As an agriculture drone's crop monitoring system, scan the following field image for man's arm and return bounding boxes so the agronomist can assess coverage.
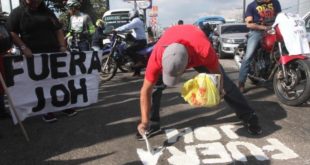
[56,29,67,52]
[115,18,138,32]
[138,78,154,135]
[10,32,32,58]
[245,16,268,31]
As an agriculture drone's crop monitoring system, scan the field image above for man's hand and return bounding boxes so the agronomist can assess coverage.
[137,122,149,136]
[21,46,32,58]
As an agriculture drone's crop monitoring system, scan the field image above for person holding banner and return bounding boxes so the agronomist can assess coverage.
[137,25,263,140]
[6,0,77,122]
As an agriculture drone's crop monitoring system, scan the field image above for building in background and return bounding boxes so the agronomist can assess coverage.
[0,0,19,13]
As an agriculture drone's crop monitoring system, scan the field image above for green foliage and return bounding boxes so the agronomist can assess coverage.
[45,0,108,32]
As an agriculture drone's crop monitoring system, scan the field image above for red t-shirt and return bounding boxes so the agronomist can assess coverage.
[145,25,219,84]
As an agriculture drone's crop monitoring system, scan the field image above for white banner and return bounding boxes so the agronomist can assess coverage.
[4,51,103,124]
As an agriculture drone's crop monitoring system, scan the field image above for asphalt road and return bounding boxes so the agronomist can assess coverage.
[0,59,309,165]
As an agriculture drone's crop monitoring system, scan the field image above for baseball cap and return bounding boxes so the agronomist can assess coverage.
[162,43,188,86]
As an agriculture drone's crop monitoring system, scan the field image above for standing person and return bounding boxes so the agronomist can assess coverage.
[91,19,106,51]
[66,0,95,51]
[0,12,12,119]
[6,0,77,122]
[147,26,155,43]
[114,9,147,76]
[177,20,184,25]
[238,0,281,93]
[137,25,263,140]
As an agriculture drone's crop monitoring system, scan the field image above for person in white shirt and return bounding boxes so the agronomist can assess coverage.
[115,9,147,76]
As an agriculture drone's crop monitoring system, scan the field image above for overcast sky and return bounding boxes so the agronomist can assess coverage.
[110,0,304,27]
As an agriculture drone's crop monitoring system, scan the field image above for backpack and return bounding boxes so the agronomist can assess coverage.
[0,14,13,54]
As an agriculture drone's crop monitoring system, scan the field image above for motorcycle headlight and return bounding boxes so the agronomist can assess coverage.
[222,38,234,44]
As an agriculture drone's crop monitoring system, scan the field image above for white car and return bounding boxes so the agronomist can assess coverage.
[213,23,249,58]
[302,12,310,42]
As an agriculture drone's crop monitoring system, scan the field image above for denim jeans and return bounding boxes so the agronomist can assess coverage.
[239,30,263,83]
[78,40,90,51]
[149,65,256,124]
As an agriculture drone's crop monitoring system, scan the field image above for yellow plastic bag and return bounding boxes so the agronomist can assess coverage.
[181,73,221,107]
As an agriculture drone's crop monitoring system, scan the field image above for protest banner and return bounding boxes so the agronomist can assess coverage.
[3,51,102,124]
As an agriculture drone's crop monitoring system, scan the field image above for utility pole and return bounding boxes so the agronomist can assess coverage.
[106,0,110,10]
[243,0,246,22]
[297,0,300,14]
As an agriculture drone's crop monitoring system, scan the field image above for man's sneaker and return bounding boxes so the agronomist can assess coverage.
[243,114,262,135]
[42,113,57,123]
[136,124,162,141]
[62,109,78,117]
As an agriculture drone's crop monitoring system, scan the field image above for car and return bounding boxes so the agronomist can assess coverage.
[213,23,249,58]
[302,12,310,42]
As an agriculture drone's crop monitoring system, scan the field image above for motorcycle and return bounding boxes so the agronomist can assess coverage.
[234,24,310,106]
[100,31,155,82]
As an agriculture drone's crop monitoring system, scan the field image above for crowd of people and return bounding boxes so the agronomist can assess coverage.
[0,0,283,140]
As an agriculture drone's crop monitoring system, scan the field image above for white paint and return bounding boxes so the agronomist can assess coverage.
[167,145,200,165]
[226,141,269,162]
[262,138,299,160]
[136,148,164,165]
[196,142,232,164]
[139,125,299,164]
[165,127,194,144]
[220,125,239,140]
[194,127,221,141]
[143,134,153,154]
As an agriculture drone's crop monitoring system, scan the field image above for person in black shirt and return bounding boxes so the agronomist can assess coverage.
[6,0,77,122]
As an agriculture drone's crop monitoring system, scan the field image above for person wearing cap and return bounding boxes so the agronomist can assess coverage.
[136,25,262,140]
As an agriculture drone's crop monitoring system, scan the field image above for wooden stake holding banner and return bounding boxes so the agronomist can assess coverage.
[0,70,30,142]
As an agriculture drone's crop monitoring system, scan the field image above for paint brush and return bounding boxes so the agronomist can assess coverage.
[142,133,153,154]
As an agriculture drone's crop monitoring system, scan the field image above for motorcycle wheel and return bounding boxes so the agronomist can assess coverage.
[100,55,117,82]
[273,59,310,106]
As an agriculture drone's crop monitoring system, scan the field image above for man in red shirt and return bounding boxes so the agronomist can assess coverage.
[137,25,263,140]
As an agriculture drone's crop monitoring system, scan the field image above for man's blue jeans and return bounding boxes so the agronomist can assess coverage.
[239,30,263,83]
[149,66,256,124]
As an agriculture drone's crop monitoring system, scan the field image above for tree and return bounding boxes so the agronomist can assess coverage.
[46,0,108,32]
[46,0,108,22]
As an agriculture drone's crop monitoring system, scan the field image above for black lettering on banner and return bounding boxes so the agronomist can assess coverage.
[4,56,24,87]
[32,87,45,112]
[68,78,88,104]
[27,54,49,81]
[69,51,87,75]
[50,84,70,107]
[88,51,101,74]
[50,53,68,79]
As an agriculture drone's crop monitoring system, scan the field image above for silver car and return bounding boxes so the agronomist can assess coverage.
[213,23,249,58]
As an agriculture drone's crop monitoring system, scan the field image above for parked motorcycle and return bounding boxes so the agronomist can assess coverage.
[234,26,310,106]
[100,31,155,82]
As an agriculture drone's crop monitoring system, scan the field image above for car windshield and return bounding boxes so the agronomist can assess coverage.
[221,25,249,34]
